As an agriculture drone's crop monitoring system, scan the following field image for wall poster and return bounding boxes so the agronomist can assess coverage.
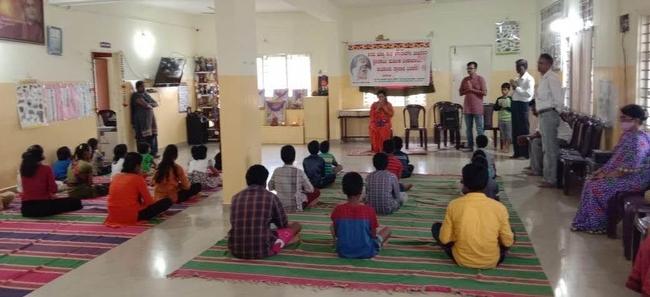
[16,80,46,128]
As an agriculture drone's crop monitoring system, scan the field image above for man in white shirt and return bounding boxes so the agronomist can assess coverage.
[509,59,535,160]
[536,54,564,188]
[518,100,572,176]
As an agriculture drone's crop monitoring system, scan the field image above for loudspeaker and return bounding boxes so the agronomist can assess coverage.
[441,108,459,128]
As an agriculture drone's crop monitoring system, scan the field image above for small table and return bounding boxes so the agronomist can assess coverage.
[338,109,370,142]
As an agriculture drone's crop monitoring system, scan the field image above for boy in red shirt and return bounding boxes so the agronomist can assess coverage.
[382,139,413,191]
[331,172,391,259]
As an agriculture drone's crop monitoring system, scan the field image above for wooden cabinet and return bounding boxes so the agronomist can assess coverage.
[303,96,329,142]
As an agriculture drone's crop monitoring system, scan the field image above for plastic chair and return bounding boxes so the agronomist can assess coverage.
[403,105,427,150]
[433,102,462,149]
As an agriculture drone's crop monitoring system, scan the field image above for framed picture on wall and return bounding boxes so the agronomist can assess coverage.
[0,0,45,45]
[47,26,62,55]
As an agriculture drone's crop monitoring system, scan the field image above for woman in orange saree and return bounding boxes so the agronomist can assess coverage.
[369,90,394,153]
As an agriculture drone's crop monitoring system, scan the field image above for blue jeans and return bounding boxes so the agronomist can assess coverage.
[464,114,484,149]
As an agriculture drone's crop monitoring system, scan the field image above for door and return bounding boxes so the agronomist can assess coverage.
[450,46,492,105]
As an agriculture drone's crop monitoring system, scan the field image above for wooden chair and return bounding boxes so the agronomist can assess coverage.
[483,104,500,149]
[433,102,462,149]
[403,105,427,150]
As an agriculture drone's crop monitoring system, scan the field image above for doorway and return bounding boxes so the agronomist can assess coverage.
[450,45,493,141]
[92,52,127,157]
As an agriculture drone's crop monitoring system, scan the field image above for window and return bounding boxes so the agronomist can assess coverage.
[256,54,311,98]
[639,15,650,113]
[580,0,594,29]
[362,93,426,107]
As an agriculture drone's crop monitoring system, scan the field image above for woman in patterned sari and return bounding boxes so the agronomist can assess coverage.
[571,104,650,234]
[369,90,394,153]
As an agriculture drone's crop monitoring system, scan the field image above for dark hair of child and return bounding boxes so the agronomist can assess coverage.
[154,145,179,184]
[473,149,486,159]
[56,146,72,161]
[308,141,320,155]
[281,145,296,164]
[73,143,90,160]
[462,163,488,192]
[137,142,151,154]
[122,152,143,174]
[342,172,363,197]
[501,83,511,90]
[372,153,389,171]
[246,164,269,186]
[214,152,222,171]
[87,138,99,150]
[20,151,40,178]
[319,141,330,154]
[27,145,45,161]
[382,139,395,154]
[191,145,208,161]
[471,155,489,169]
[393,136,404,150]
[476,135,488,149]
[113,144,128,164]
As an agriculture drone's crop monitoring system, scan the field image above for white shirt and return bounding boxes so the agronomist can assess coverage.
[536,119,572,142]
[189,158,213,173]
[536,70,564,111]
[110,158,124,180]
[512,71,535,102]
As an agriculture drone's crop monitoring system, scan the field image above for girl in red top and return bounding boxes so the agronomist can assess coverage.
[104,152,172,227]
[20,145,82,217]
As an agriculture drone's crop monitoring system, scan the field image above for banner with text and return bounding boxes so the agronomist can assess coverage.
[347,40,432,87]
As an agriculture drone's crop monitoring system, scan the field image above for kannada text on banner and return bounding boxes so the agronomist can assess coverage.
[347,40,432,87]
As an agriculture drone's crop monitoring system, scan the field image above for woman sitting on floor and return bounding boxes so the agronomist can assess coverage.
[104,153,172,227]
[153,145,202,204]
[20,147,82,217]
[67,143,109,199]
[571,104,650,234]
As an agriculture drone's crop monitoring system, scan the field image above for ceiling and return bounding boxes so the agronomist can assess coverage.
[138,0,300,14]
[48,0,440,14]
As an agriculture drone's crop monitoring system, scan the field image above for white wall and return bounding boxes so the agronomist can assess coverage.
[342,0,539,73]
[0,3,197,83]
[194,12,338,76]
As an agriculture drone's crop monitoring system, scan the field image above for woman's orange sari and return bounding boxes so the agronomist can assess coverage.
[369,101,394,153]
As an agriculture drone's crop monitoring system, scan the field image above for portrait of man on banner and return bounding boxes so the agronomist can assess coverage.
[0,0,45,44]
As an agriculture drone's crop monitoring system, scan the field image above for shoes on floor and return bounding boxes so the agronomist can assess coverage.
[460,148,473,152]
[523,169,541,176]
[538,181,556,188]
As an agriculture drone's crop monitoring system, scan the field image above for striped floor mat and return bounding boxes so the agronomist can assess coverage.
[169,175,553,297]
[0,178,218,297]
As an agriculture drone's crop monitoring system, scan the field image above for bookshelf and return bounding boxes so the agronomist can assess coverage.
[194,57,220,142]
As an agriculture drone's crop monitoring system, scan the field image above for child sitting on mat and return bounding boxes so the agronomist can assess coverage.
[319,141,343,175]
[461,155,500,201]
[110,144,127,181]
[88,138,111,176]
[138,142,157,174]
[269,145,320,212]
[383,139,413,192]
[67,143,109,199]
[475,135,496,178]
[432,162,514,269]
[364,153,407,215]
[188,145,221,189]
[228,165,302,259]
[53,146,72,181]
[303,141,336,189]
[331,172,391,259]
[393,136,415,178]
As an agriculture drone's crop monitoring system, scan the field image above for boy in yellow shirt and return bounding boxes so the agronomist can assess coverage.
[431,163,514,269]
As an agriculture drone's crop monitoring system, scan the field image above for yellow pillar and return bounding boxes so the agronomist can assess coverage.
[214,0,261,204]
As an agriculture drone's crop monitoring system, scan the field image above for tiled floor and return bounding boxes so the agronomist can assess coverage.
[27,141,636,297]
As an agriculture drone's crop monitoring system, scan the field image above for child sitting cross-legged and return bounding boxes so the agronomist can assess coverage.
[188,145,221,189]
[67,143,109,199]
[319,141,343,175]
[383,139,413,191]
[88,138,111,176]
[303,140,336,189]
[475,135,496,178]
[110,144,127,181]
[331,172,391,259]
[53,146,72,181]
[228,165,302,259]
[138,142,157,175]
[269,145,320,212]
[461,155,500,201]
[432,162,514,269]
[392,136,414,178]
[365,153,407,215]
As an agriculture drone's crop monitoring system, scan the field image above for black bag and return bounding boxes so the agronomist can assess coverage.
[186,107,209,145]
[441,107,460,128]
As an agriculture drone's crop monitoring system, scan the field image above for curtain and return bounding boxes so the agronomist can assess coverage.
[570,28,594,114]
